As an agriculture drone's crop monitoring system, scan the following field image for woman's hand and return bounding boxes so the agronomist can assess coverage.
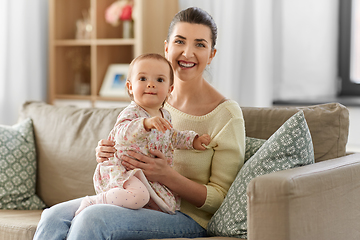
[121,149,170,183]
[95,139,116,163]
[121,149,207,207]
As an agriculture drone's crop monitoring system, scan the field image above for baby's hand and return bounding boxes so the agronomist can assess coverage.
[193,134,211,150]
[144,117,172,133]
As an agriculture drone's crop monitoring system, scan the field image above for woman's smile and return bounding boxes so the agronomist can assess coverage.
[178,60,196,68]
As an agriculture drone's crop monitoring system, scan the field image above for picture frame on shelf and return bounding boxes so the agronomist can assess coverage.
[100,64,129,97]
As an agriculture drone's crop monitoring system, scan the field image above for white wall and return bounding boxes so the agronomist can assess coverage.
[0,0,48,125]
[274,0,339,101]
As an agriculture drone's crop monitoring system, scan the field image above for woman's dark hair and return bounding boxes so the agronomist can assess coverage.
[167,7,217,50]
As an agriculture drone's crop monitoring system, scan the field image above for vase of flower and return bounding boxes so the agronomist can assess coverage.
[123,20,133,38]
[105,0,133,39]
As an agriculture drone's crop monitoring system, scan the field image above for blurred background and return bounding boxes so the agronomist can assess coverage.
[0,0,358,150]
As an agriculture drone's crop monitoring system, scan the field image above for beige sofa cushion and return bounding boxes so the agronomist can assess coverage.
[241,103,349,162]
[19,102,125,207]
[0,210,42,240]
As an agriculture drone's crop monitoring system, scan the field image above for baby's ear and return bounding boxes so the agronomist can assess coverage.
[168,85,174,94]
[126,80,132,94]
[164,40,169,58]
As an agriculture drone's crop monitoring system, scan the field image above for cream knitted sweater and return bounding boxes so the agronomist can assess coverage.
[164,100,245,229]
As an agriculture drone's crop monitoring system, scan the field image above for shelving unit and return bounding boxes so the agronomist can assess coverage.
[48,0,178,107]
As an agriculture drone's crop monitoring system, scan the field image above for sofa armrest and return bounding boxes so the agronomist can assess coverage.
[247,153,360,240]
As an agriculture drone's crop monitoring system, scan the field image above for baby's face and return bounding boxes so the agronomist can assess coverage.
[126,58,173,109]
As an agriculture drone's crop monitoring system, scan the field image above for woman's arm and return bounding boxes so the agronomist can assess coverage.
[164,166,207,207]
[121,149,207,207]
[165,167,207,207]
[202,117,245,213]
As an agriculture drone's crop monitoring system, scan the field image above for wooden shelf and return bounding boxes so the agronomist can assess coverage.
[54,40,92,46]
[95,38,136,45]
[96,96,131,102]
[48,0,179,108]
[55,94,130,102]
[54,94,92,100]
[54,39,136,46]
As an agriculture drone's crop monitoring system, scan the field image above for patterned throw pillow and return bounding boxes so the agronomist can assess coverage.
[0,118,46,210]
[207,111,314,238]
[245,137,266,163]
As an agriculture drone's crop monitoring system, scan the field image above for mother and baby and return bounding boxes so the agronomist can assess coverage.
[34,6,245,239]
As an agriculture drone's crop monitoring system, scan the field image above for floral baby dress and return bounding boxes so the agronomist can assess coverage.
[93,101,197,214]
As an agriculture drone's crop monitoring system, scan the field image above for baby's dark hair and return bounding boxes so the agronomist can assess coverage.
[126,53,174,100]
[167,7,217,50]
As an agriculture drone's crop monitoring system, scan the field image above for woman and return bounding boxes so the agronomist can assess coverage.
[34,7,245,239]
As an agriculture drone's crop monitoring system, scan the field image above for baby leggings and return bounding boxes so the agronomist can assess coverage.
[75,176,150,216]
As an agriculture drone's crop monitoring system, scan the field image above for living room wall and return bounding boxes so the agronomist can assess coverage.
[0,0,48,125]
[272,0,338,102]
[0,0,340,125]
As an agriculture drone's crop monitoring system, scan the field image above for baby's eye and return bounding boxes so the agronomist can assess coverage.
[157,78,164,82]
[139,77,146,81]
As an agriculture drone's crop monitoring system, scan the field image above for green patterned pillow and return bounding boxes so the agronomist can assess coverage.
[0,118,46,210]
[208,111,314,238]
[245,137,266,163]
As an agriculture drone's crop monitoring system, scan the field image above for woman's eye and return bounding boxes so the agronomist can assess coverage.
[157,78,164,82]
[197,43,206,48]
[175,39,184,44]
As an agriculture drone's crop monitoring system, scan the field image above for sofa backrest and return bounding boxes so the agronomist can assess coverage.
[18,101,349,207]
[19,102,125,207]
[242,103,349,162]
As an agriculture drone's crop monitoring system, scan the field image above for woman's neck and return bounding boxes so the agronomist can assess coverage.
[170,77,205,103]
[168,76,225,116]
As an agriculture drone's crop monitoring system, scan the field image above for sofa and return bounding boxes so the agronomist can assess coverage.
[1,101,360,240]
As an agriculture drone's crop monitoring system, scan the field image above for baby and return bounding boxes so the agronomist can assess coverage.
[75,53,211,216]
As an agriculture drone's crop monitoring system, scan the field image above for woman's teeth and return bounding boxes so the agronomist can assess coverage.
[179,62,195,68]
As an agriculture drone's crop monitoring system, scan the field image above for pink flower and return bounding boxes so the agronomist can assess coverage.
[105,0,133,27]
[120,5,132,21]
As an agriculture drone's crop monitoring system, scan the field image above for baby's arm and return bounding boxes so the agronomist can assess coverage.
[143,116,172,133]
[110,107,150,144]
[170,130,210,151]
[193,134,211,150]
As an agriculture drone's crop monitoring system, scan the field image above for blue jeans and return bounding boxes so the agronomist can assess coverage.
[33,198,207,240]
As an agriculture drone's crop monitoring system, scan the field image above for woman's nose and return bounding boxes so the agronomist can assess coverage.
[182,45,194,58]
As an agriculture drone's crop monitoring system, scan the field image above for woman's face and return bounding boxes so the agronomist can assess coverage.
[165,22,216,82]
